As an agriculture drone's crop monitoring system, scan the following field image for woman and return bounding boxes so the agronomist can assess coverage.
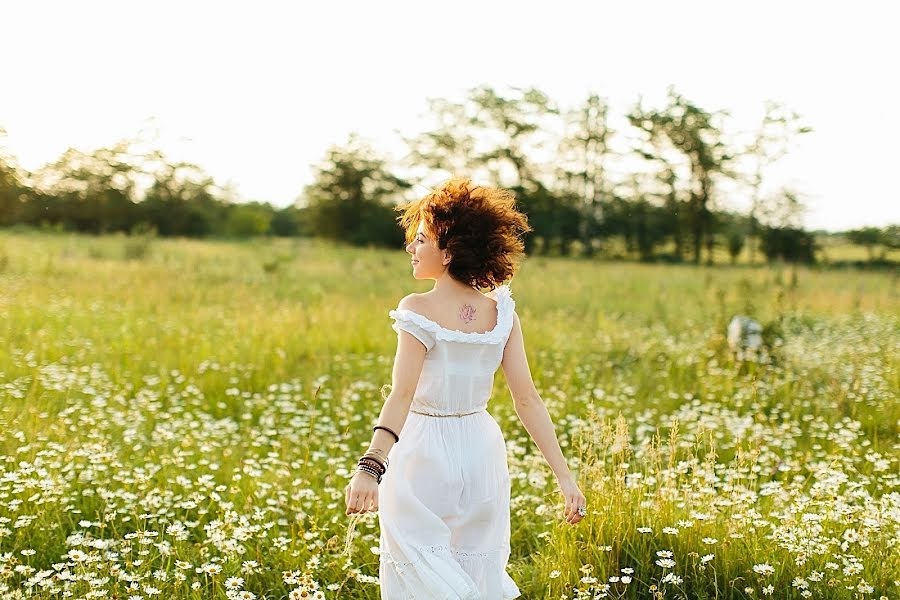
[345,178,587,599]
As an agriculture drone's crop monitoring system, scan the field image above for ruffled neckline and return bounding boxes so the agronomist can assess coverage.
[389,284,515,345]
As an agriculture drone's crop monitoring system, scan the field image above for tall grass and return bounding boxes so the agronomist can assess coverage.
[0,231,897,599]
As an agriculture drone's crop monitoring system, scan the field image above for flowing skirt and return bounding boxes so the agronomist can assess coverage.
[378,409,521,600]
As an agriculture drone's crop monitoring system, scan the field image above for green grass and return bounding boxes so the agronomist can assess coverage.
[0,231,897,599]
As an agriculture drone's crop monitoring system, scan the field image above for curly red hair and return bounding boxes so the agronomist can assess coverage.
[395,177,533,290]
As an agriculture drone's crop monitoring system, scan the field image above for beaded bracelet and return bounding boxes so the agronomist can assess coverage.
[358,458,386,476]
[356,464,381,484]
[357,461,380,475]
[357,463,380,478]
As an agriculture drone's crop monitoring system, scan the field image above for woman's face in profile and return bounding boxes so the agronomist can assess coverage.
[405,222,447,280]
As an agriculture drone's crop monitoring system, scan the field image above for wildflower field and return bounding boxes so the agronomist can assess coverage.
[1,231,898,599]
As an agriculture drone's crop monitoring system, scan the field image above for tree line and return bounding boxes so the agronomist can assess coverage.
[1,85,897,265]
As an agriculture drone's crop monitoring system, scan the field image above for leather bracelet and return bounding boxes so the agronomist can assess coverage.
[373,425,399,444]
[357,456,387,471]
[362,456,388,471]
[364,448,390,467]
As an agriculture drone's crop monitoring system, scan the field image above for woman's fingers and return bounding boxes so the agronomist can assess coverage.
[346,488,380,515]
[348,491,363,515]
[567,492,585,524]
[562,491,586,524]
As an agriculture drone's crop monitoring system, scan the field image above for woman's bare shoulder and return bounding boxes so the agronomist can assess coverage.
[397,292,427,312]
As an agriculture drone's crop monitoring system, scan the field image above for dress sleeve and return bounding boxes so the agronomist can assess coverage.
[389,311,436,352]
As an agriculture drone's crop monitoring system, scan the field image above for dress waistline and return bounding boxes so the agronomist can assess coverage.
[409,408,486,418]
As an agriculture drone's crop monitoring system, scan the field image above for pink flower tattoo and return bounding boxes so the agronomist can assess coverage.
[459,304,476,324]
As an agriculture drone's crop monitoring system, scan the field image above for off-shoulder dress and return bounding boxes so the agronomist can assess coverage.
[378,283,521,599]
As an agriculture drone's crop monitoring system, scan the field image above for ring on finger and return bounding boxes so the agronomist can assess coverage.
[577,505,587,517]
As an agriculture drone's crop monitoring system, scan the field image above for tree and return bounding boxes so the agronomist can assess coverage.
[738,101,812,264]
[758,187,806,230]
[629,135,690,261]
[223,201,273,237]
[401,97,479,181]
[0,128,25,226]
[628,88,735,265]
[882,225,900,251]
[467,85,559,190]
[302,134,410,247]
[29,140,143,233]
[845,226,886,261]
[270,206,306,237]
[140,160,224,236]
[726,227,746,265]
[557,94,615,257]
[760,226,816,264]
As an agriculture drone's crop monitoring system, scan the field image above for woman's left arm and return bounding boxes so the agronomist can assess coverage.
[501,310,586,524]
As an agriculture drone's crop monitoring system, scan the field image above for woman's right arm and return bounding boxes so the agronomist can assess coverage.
[345,297,428,515]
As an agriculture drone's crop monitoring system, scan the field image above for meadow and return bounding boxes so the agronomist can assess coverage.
[0,230,897,599]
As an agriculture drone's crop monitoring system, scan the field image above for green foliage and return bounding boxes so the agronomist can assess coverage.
[628,87,734,264]
[269,206,309,237]
[726,228,746,264]
[760,226,817,264]
[122,222,157,260]
[223,202,273,237]
[0,128,25,227]
[845,226,897,262]
[302,134,410,247]
[0,88,894,270]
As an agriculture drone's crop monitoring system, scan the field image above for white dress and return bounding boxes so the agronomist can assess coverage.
[378,283,521,600]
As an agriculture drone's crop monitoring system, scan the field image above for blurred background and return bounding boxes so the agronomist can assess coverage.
[1,0,897,266]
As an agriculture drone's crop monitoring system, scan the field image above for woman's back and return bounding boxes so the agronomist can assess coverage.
[388,284,516,417]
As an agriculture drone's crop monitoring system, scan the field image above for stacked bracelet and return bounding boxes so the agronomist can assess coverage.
[363,447,390,468]
[355,426,396,486]
[358,457,385,474]
[355,448,389,485]
[356,463,382,483]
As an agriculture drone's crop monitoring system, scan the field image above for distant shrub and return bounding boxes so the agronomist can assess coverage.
[123,223,157,260]
[761,226,816,264]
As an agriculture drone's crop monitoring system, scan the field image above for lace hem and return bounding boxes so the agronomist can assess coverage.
[388,284,515,345]
[379,542,508,567]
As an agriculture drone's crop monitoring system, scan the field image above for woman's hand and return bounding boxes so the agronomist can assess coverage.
[345,470,379,515]
[557,473,587,525]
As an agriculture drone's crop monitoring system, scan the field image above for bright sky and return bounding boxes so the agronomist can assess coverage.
[2,0,897,232]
